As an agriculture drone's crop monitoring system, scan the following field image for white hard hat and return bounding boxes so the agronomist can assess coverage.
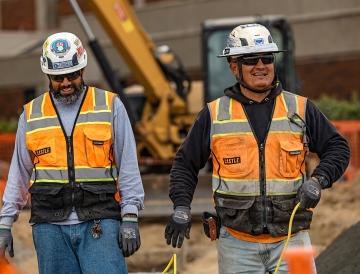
[218,23,282,58]
[40,32,87,75]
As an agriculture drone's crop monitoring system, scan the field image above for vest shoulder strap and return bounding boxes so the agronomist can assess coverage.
[93,87,115,111]
[208,96,231,122]
[281,90,307,122]
[26,93,47,120]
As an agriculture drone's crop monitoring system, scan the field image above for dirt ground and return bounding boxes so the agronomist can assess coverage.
[3,174,360,274]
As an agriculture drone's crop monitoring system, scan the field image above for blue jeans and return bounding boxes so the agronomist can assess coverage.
[218,227,316,274]
[32,219,127,274]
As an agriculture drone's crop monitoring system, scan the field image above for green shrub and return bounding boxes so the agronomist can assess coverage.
[314,93,360,120]
[0,119,18,133]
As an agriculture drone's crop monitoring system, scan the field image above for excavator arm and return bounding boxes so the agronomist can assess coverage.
[73,0,194,160]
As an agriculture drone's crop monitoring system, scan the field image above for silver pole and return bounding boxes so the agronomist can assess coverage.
[68,0,96,41]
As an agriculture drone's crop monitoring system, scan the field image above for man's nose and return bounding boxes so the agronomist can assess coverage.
[61,77,72,85]
[255,59,266,67]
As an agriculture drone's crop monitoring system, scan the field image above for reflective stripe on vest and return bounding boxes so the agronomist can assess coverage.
[25,87,117,184]
[208,91,307,196]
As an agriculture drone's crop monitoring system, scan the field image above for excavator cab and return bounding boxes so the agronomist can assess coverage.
[202,16,298,103]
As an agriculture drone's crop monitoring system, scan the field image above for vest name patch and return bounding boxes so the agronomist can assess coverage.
[93,140,104,145]
[35,147,51,156]
[289,150,301,155]
[223,156,241,165]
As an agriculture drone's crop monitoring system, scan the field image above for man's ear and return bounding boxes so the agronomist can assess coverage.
[229,59,240,79]
[229,61,237,74]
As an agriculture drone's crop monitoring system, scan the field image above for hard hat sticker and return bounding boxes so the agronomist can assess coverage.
[51,39,71,57]
[53,60,74,69]
[40,56,47,66]
[254,38,264,45]
[77,46,85,58]
[43,40,49,50]
[74,38,80,46]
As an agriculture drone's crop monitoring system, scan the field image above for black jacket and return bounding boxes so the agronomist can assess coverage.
[169,83,350,208]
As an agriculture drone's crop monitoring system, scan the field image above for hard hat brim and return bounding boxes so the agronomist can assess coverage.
[217,49,287,58]
[41,62,87,75]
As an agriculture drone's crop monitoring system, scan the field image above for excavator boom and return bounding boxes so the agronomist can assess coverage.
[89,0,186,112]
[71,0,194,161]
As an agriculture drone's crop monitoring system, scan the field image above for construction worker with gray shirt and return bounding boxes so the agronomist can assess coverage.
[0,32,144,274]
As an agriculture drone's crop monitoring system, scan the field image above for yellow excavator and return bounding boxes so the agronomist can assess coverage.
[69,0,298,166]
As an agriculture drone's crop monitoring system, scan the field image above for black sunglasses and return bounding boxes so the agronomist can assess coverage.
[238,54,275,66]
[49,70,81,82]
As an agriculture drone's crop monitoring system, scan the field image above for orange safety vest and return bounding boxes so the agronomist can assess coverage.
[24,87,121,222]
[208,91,311,241]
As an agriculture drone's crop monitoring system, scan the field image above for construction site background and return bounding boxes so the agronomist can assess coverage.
[0,0,359,171]
[1,0,360,120]
[0,0,360,273]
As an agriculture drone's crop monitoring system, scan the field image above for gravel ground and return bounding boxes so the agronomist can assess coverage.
[2,174,360,273]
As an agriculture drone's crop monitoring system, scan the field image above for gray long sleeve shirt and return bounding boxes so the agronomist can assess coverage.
[0,87,144,226]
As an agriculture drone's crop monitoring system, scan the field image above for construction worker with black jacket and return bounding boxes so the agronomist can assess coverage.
[164,24,350,274]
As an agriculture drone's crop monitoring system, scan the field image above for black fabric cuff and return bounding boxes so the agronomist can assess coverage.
[312,174,331,189]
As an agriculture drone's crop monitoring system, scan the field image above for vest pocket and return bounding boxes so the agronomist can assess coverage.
[28,138,57,166]
[272,197,297,223]
[279,141,304,178]
[29,183,65,209]
[215,196,255,234]
[213,137,250,176]
[271,197,312,236]
[84,128,112,167]
[80,183,118,207]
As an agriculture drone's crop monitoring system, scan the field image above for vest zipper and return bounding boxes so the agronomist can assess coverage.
[259,142,266,228]
[259,102,277,230]
[242,99,276,232]
[66,136,76,202]
[49,87,88,206]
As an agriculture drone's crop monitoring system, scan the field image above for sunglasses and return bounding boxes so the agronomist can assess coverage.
[49,70,81,82]
[238,54,275,66]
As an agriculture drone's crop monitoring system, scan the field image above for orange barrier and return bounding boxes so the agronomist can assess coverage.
[0,179,5,199]
[332,120,360,181]
[0,134,16,164]
[0,258,19,274]
[283,247,315,274]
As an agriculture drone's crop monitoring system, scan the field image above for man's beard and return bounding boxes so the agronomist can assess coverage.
[50,81,85,105]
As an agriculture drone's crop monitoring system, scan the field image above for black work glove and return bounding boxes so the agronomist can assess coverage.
[297,177,322,209]
[165,206,191,248]
[0,226,14,258]
[119,216,140,257]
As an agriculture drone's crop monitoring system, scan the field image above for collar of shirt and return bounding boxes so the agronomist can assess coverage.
[224,82,282,105]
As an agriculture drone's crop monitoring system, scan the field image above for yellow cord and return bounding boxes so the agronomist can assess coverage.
[162,204,300,274]
[162,253,177,274]
[273,202,301,274]
[174,254,177,274]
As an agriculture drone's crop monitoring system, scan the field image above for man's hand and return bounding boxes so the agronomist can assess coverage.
[297,177,322,209]
[119,215,140,257]
[165,206,191,248]
[0,226,13,258]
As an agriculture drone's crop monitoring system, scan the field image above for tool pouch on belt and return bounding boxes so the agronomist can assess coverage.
[202,212,220,241]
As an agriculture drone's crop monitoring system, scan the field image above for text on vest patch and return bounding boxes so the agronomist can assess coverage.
[35,147,51,156]
[223,157,241,165]
[93,140,105,145]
